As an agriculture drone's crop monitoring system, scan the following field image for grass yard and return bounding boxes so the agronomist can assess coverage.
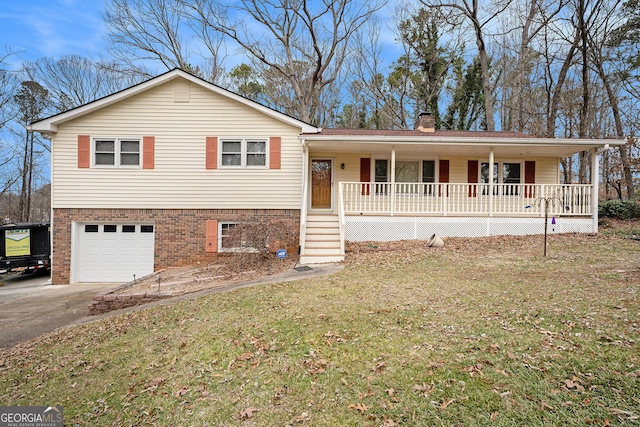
[1,222,639,426]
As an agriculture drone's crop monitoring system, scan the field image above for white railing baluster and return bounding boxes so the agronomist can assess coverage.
[338,182,593,217]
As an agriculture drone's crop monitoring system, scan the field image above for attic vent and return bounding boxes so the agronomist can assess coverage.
[174,80,190,103]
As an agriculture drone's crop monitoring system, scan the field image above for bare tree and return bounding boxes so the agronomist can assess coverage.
[103,0,226,82]
[0,47,18,130]
[420,0,515,131]
[352,17,414,129]
[494,0,565,132]
[592,0,639,199]
[0,48,18,200]
[13,80,49,222]
[23,55,145,112]
[184,0,386,124]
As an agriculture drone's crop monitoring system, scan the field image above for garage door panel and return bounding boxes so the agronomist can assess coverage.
[75,223,155,283]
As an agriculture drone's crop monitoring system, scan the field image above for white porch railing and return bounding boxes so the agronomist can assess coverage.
[340,183,593,216]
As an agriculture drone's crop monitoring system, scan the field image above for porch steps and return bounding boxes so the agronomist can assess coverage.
[300,214,344,264]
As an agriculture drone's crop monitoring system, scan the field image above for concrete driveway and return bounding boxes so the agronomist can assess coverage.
[0,273,117,349]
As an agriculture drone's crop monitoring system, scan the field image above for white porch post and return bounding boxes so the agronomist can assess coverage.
[390,146,396,216]
[591,147,599,233]
[300,140,309,253]
[488,147,494,217]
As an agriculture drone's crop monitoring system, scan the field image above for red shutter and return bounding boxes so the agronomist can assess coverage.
[78,135,90,168]
[269,136,281,169]
[206,137,217,169]
[468,160,478,197]
[205,220,218,253]
[439,159,449,197]
[143,136,155,169]
[360,158,371,195]
[525,161,536,198]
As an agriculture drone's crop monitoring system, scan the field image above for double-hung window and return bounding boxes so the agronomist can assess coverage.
[480,161,522,195]
[220,222,240,250]
[374,159,437,194]
[94,138,140,167]
[221,139,267,167]
[219,222,259,252]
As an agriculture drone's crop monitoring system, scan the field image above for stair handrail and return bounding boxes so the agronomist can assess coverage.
[338,181,346,255]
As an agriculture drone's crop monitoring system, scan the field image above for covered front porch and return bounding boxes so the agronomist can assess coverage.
[339,182,593,217]
[297,127,619,264]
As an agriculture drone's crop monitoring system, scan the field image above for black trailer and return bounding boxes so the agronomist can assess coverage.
[0,222,51,275]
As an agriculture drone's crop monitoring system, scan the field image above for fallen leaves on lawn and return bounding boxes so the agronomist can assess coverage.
[174,385,189,398]
[292,411,310,423]
[564,377,586,392]
[413,382,435,396]
[439,398,455,410]
[240,406,258,420]
[303,358,328,375]
[608,407,639,420]
[540,401,554,411]
[348,402,368,414]
[371,360,387,373]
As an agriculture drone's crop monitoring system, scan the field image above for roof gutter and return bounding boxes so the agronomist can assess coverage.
[298,135,625,147]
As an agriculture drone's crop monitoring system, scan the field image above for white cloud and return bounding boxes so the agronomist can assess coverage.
[0,0,105,63]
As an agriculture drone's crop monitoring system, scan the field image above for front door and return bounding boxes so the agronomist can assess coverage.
[311,159,332,210]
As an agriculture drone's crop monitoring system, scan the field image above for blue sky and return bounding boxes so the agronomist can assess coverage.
[1,0,403,72]
[1,0,106,69]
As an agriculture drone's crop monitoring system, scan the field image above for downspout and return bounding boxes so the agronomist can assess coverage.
[300,140,309,255]
[488,147,494,217]
[591,147,599,233]
[390,146,396,216]
[48,131,55,284]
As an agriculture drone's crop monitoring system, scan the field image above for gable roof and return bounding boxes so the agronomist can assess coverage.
[29,68,320,134]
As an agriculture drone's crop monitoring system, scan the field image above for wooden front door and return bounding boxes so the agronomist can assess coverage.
[311,159,332,209]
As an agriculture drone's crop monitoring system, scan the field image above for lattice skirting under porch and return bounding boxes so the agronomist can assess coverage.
[344,216,595,242]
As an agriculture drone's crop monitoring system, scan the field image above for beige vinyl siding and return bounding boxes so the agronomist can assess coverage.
[52,79,304,209]
[448,157,559,184]
[322,155,561,185]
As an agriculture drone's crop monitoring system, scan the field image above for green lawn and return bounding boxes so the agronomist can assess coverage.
[1,226,639,426]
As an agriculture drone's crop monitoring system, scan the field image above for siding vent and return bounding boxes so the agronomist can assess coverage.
[174,80,190,103]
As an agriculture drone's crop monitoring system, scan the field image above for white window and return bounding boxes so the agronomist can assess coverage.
[374,159,437,182]
[219,222,239,251]
[94,138,140,167]
[218,222,261,252]
[374,159,437,194]
[480,161,522,195]
[221,138,267,167]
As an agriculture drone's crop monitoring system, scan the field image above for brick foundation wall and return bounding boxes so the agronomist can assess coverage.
[52,208,301,284]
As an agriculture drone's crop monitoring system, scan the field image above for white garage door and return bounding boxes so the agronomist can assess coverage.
[75,223,155,283]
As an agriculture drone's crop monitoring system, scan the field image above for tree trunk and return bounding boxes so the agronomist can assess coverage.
[469,6,495,131]
[593,50,635,200]
[18,134,29,222]
[577,0,590,185]
[546,35,579,138]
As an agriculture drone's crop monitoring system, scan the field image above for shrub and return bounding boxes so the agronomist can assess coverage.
[599,200,640,219]
[226,219,298,269]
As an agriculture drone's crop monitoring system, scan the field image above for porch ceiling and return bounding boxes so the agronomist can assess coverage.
[301,136,622,158]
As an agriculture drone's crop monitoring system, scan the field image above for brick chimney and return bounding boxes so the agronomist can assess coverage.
[417,112,435,133]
